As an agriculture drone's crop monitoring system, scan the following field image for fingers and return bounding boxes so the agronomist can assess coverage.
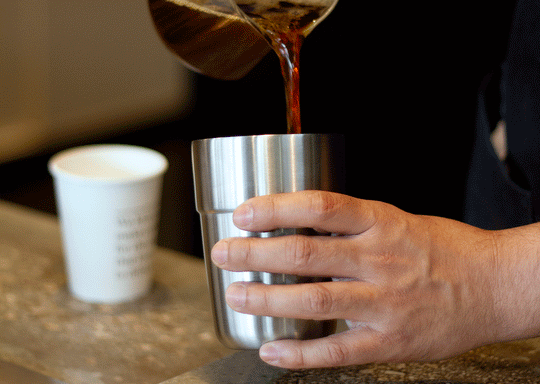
[232,191,380,235]
[224,279,389,369]
[259,327,388,369]
[212,234,363,278]
[212,191,406,278]
[225,280,378,321]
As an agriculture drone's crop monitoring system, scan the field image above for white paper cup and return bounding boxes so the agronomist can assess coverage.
[48,144,168,303]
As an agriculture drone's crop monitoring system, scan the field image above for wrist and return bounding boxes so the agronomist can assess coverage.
[490,223,540,342]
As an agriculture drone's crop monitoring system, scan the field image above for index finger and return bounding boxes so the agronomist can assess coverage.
[233,191,379,235]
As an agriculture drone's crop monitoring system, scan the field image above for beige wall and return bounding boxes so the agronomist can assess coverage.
[0,0,193,163]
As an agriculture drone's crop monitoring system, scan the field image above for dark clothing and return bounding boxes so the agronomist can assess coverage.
[465,0,540,229]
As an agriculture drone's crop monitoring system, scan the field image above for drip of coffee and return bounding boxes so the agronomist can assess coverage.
[235,1,338,134]
[149,0,271,80]
[149,0,338,133]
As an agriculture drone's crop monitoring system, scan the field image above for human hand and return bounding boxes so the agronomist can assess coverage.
[210,191,515,369]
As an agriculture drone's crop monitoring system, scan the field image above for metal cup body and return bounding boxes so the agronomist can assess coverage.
[192,134,345,349]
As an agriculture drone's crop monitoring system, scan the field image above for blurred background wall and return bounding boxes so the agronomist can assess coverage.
[0,0,518,258]
[0,0,202,254]
[0,0,193,162]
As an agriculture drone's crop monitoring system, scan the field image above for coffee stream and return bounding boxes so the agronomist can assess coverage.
[236,1,331,134]
[150,0,336,134]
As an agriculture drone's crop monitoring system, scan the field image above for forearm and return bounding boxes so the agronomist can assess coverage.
[492,223,540,342]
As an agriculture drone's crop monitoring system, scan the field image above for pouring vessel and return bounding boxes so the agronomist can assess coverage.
[148,0,271,80]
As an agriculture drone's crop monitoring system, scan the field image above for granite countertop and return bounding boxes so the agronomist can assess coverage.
[274,339,540,383]
[0,200,232,384]
[163,340,540,384]
[3,200,540,384]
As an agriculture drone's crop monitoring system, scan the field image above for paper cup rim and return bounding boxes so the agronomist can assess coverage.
[48,144,168,184]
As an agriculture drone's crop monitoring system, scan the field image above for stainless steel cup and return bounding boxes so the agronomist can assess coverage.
[192,134,345,349]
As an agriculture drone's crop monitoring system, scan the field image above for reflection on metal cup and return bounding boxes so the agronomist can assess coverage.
[192,134,345,349]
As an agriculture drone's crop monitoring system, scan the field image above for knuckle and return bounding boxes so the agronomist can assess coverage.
[302,284,334,316]
[374,328,413,361]
[286,345,306,369]
[285,235,315,271]
[262,195,278,224]
[229,237,255,268]
[386,328,432,362]
[322,340,349,366]
[307,191,340,222]
[386,329,410,347]
[259,285,272,312]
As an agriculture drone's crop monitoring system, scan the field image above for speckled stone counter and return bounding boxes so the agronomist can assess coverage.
[274,338,540,383]
[0,200,232,384]
[3,200,540,384]
[166,340,540,384]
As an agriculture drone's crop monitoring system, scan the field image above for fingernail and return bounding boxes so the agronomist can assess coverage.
[233,203,253,227]
[226,283,247,308]
[211,240,228,266]
[260,343,283,365]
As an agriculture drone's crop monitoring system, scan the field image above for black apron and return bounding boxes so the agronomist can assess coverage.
[465,0,540,229]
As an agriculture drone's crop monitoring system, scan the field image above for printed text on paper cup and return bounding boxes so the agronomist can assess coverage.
[115,205,158,279]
